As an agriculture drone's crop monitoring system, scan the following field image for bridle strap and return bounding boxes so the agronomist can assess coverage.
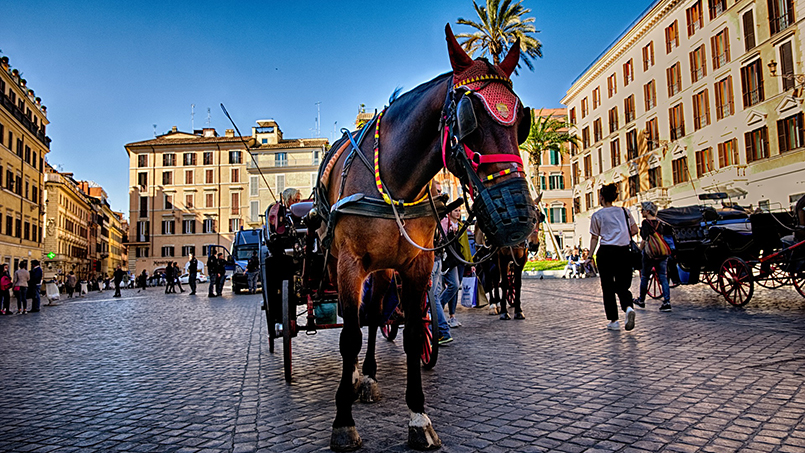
[462,144,523,170]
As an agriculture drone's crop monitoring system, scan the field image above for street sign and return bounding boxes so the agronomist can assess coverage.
[46,252,55,260]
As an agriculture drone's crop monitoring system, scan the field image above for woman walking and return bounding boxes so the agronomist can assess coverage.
[13,261,30,314]
[589,184,639,331]
[0,264,11,314]
[634,201,672,312]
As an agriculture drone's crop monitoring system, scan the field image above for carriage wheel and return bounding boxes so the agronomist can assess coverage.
[702,271,720,294]
[754,262,790,289]
[791,271,805,299]
[282,280,293,382]
[420,291,439,370]
[718,258,754,307]
[646,267,663,300]
[381,322,399,341]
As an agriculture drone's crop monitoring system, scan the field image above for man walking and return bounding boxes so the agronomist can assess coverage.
[246,251,260,294]
[215,252,227,296]
[29,260,43,312]
[187,254,198,295]
[113,265,125,298]
[208,252,218,297]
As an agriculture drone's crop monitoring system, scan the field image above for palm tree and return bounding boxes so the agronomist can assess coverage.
[456,0,542,71]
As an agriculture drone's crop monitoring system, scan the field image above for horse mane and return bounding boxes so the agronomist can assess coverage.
[387,72,452,111]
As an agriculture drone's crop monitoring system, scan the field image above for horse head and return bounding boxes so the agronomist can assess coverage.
[442,24,538,247]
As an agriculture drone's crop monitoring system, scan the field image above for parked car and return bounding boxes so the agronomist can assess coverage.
[179,272,208,285]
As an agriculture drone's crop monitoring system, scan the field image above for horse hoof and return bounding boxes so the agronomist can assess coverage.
[359,376,381,403]
[488,305,499,315]
[514,312,526,320]
[331,426,362,452]
[408,414,441,450]
[499,312,511,320]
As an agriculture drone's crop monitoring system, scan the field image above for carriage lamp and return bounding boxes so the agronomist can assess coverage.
[768,60,805,97]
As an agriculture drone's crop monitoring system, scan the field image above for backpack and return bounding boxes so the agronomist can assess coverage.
[645,219,672,259]
[0,275,12,291]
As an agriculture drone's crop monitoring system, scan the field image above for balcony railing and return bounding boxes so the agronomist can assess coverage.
[0,93,50,149]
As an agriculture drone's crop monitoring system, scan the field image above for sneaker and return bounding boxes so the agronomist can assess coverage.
[438,336,453,345]
[514,312,526,320]
[607,321,620,330]
[633,298,645,308]
[447,317,461,328]
[625,307,635,331]
[659,303,672,312]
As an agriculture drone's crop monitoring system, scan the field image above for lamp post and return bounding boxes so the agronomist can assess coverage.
[767,59,805,97]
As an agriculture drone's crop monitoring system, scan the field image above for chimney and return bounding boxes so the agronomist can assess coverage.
[171,126,178,133]
[225,129,235,137]
[202,128,217,138]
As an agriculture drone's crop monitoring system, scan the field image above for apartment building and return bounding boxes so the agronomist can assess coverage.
[563,0,805,246]
[245,120,328,228]
[125,127,251,274]
[43,168,92,280]
[0,55,50,270]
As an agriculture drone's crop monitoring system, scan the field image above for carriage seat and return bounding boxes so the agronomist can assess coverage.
[290,201,315,219]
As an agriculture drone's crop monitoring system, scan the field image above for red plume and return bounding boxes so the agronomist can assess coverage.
[499,38,521,77]
[445,24,473,74]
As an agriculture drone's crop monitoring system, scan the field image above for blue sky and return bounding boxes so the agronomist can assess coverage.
[1,0,651,214]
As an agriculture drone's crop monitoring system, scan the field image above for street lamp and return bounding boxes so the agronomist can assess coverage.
[768,59,805,97]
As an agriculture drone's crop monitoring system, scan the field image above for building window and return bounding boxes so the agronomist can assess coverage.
[778,41,795,91]
[695,148,715,177]
[162,219,175,235]
[745,126,770,163]
[182,219,196,234]
[597,148,603,174]
[592,87,601,109]
[608,107,619,133]
[718,139,739,167]
[709,0,726,18]
[693,89,711,130]
[549,150,561,165]
[136,221,149,242]
[646,118,660,150]
[163,153,175,166]
[549,207,567,224]
[229,150,242,164]
[573,197,581,214]
[275,152,288,167]
[626,130,638,160]
[769,0,795,35]
[183,152,196,166]
[593,119,602,142]
[136,247,149,258]
[623,59,634,86]
[250,201,260,223]
[610,139,621,167]
[607,74,617,98]
[161,246,175,258]
[231,192,240,215]
[777,112,804,153]
[205,169,213,184]
[164,194,173,210]
[644,79,657,111]
[741,59,765,108]
[669,103,685,141]
[715,76,735,120]
[229,218,240,233]
[582,127,590,149]
[206,192,214,208]
[666,62,682,97]
[139,196,148,218]
[539,174,547,191]
[569,108,577,125]
[137,172,148,188]
[548,174,564,190]
[581,97,589,118]
[665,20,679,53]
[231,168,239,183]
[585,192,594,211]
[690,45,707,83]
[250,175,259,197]
[624,95,635,123]
[672,157,689,184]
[182,245,195,257]
[203,152,213,165]
[686,1,703,36]
[276,175,285,193]
[648,167,662,189]
[571,162,579,185]
[313,150,320,166]
[583,154,592,178]
[203,218,216,233]
[185,170,194,185]
[743,11,756,51]
[628,175,639,197]
[711,28,730,70]
[137,155,148,168]
[642,41,655,71]
[185,193,194,209]
[162,171,172,185]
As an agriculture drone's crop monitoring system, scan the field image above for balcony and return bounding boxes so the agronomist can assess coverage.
[0,93,50,149]
[701,165,748,190]
[638,187,670,206]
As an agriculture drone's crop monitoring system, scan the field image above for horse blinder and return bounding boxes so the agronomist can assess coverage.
[456,95,478,142]
[517,107,531,145]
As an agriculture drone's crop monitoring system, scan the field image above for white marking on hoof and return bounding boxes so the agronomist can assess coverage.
[359,376,381,403]
[408,412,441,450]
[409,412,432,428]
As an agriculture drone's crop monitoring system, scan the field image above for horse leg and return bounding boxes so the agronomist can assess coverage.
[400,259,441,450]
[360,270,392,403]
[499,258,511,320]
[513,261,525,319]
[330,256,366,452]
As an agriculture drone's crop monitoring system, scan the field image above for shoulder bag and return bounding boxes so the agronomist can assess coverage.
[644,219,672,259]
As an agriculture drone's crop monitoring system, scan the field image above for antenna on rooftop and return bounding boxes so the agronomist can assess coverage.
[153,124,157,137]
[315,101,321,137]
[206,108,211,127]
[191,104,195,131]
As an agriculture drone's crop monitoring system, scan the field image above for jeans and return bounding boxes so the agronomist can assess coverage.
[0,289,10,312]
[15,287,27,312]
[208,274,218,296]
[432,259,450,339]
[639,253,670,303]
[216,273,226,295]
[247,271,260,292]
[596,245,634,321]
[30,284,41,310]
[439,265,463,317]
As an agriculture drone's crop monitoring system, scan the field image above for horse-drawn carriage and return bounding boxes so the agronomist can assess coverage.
[651,195,805,306]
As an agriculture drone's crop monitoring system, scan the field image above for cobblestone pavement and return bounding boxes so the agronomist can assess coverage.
[0,277,803,453]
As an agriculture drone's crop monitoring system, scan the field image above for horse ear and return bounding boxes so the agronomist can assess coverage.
[499,38,521,77]
[445,23,473,73]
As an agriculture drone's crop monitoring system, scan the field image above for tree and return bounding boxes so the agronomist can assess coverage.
[456,0,542,71]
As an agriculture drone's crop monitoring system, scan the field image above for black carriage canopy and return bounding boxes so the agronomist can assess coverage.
[656,205,749,228]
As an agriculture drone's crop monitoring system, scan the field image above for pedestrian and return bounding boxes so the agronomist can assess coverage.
[173,262,184,293]
[429,180,452,345]
[66,271,77,298]
[13,261,30,314]
[215,253,227,296]
[439,207,465,327]
[589,183,639,331]
[137,270,148,292]
[28,260,42,312]
[246,251,260,294]
[634,201,672,312]
[186,254,198,295]
[208,252,219,297]
[164,264,175,294]
[0,264,12,315]
[113,265,125,298]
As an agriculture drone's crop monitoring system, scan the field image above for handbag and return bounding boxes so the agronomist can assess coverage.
[645,220,671,259]
[623,208,642,271]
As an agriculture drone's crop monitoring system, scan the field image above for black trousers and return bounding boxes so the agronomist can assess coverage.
[189,272,197,293]
[597,245,634,321]
[114,281,121,297]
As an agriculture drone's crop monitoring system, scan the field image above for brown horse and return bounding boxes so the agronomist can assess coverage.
[318,25,537,451]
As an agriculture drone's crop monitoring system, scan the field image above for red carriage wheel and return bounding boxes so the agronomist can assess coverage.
[702,271,720,294]
[646,267,663,300]
[282,280,293,382]
[420,291,439,370]
[718,257,754,307]
[791,271,805,299]
[755,262,790,289]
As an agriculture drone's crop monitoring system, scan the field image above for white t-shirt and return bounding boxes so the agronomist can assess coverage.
[590,206,637,246]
